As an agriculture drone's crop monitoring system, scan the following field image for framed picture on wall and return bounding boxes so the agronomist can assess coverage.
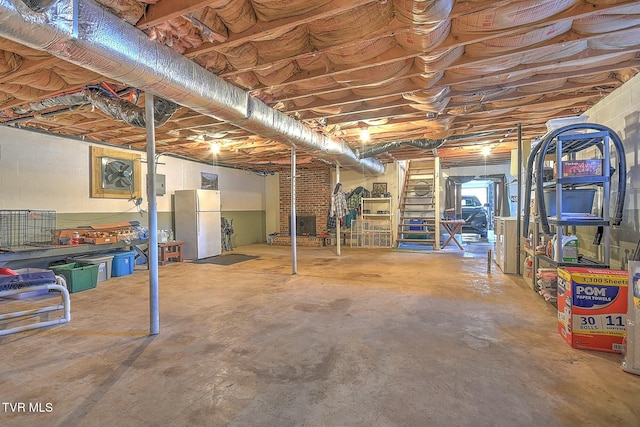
[372,182,387,197]
[201,172,219,190]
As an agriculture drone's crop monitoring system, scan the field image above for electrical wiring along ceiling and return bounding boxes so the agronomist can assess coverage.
[0,0,638,172]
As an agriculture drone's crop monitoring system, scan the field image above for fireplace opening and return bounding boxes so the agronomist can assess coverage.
[289,215,316,236]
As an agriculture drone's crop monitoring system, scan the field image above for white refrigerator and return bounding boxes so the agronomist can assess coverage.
[174,189,222,259]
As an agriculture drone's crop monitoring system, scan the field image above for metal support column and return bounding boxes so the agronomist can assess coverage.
[336,164,341,256]
[516,123,522,276]
[145,93,159,335]
[291,147,297,275]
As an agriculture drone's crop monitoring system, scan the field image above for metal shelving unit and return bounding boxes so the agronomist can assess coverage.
[523,123,626,274]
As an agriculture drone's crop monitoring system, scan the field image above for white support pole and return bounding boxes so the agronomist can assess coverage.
[145,93,160,335]
[336,165,341,256]
[291,147,297,275]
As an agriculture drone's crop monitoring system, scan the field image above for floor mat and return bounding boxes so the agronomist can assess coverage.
[394,242,434,253]
[191,254,259,265]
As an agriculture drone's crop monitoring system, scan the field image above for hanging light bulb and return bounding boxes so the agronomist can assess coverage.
[360,127,370,142]
[481,146,491,156]
[211,143,221,154]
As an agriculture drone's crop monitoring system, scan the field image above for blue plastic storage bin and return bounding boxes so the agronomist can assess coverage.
[111,250,136,277]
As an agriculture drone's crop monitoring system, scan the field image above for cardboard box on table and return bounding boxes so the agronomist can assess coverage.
[53,222,134,245]
[557,267,628,353]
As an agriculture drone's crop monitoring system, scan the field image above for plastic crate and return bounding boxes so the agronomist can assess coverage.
[111,250,136,277]
[50,262,98,293]
[543,189,596,216]
[68,254,114,283]
[408,219,427,240]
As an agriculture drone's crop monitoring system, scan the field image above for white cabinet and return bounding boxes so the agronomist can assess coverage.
[494,216,518,274]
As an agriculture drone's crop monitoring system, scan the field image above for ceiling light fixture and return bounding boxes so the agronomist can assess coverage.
[481,146,492,156]
[211,143,221,155]
[360,127,370,142]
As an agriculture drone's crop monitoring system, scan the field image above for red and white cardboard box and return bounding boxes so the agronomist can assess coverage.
[557,267,628,353]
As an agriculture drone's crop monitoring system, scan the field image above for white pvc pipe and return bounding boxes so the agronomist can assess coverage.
[0,283,70,336]
[0,303,65,321]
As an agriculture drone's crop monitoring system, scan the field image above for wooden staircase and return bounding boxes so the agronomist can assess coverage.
[396,158,440,250]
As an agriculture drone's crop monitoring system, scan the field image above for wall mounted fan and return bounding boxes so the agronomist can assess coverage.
[90,146,141,199]
[101,157,134,190]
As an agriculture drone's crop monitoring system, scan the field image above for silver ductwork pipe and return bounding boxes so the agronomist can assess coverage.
[13,89,179,128]
[0,0,384,175]
[358,139,446,158]
[357,131,503,158]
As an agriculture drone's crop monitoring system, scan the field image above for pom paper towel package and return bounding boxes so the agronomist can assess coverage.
[557,267,628,353]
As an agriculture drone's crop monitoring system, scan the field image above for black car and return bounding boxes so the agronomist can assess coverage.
[461,195,488,238]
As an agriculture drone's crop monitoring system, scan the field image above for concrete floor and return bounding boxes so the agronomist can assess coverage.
[1,241,639,427]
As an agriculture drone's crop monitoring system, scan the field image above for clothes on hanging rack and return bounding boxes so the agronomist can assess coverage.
[330,183,349,219]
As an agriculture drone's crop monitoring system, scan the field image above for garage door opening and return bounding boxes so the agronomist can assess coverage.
[445,174,512,243]
[461,180,492,241]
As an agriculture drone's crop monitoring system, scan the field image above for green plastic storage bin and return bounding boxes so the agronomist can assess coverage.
[68,254,114,283]
[51,262,99,293]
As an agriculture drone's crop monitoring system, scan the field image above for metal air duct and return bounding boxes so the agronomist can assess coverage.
[0,0,384,175]
[12,89,179,128]
[358,139,446,158]
[356,131,505,158]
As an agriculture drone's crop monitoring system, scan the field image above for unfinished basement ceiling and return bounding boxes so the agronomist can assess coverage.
[0,0,639,171]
